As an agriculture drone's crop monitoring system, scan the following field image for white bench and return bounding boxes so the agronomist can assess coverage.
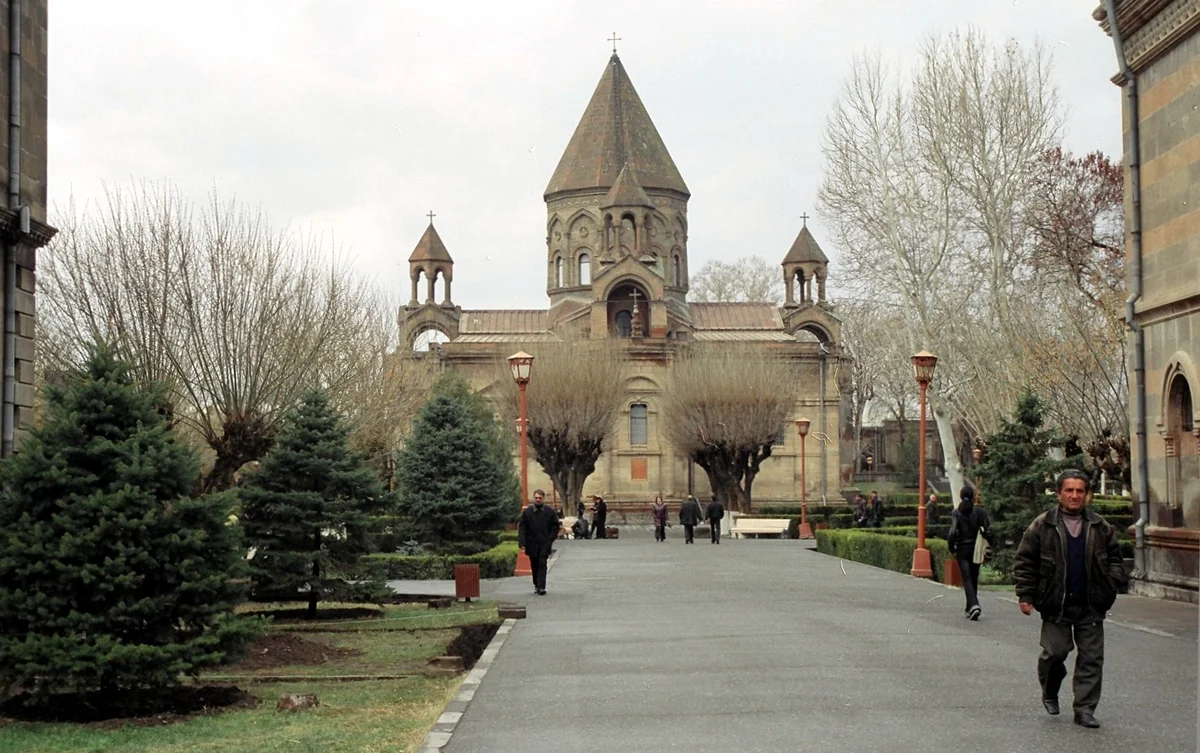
[730,517,791,539]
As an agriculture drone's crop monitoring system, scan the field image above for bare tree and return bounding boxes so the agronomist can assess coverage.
[689,256,785,304]
[40,181,383,491]
[661,346,796,512]
[492,341,627,513]
[820,31,1064,500]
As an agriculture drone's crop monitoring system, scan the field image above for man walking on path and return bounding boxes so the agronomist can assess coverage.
[705,495,725,544]
[946,486,994,620]
[590,495,608,539]
[518,489,558,595]
[869,490,884,527]
[1013,470,1124,729]
[679,494,703,544]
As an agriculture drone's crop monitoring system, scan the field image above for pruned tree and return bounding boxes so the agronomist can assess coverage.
[40,181,384,492]
[820,30,1064,501]
[689,256,785,304]
[492,342,626,514]
[661,346,796,512]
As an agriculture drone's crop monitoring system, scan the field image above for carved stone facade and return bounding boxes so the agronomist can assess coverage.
[0,0,55,453]
[1097,0,1200,601]
[396,53,846,508]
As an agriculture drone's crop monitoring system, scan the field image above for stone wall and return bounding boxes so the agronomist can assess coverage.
[0,0,51,448]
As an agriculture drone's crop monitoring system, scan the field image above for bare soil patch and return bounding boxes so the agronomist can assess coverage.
[445,622,501,670]
[0,685,258,727]
[226,631,364,671]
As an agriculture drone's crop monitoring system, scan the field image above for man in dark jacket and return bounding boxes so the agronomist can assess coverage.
[946,486,994,620]
[679,495,704,544]
[869,490,884,527]
[518,489,559,595]
[705,495,725,544]
[591,495,608,539]
[1013,470,1124,729]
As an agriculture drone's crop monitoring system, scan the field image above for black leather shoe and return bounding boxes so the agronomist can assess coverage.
[1042,697,1060,715]
[1074,711,1100,728]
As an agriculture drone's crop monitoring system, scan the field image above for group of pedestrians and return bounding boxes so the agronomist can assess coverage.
[521,470,1126,731]
[853,490,885,527]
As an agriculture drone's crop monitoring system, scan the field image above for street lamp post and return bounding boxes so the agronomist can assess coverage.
[910,350,937,579]
[796,418,814,539]
[508,352,535,578]
[866,454,874,483]
[507,352,535,511]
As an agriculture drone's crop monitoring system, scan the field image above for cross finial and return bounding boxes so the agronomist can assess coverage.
[630,288,640,310]
[609,32,622,54]
[427,210,436,225]
[800,212,810,228]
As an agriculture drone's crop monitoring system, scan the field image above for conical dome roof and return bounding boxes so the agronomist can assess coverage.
[601,164,655,209]
[408,223,453,263]
[783,225,829,265]
[545,54,689,199]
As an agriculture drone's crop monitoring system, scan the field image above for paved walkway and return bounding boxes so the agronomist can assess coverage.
[442,531,1198,753]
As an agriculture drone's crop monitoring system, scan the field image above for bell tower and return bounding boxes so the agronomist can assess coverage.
[543,52,692,339]
[397,214,460,351]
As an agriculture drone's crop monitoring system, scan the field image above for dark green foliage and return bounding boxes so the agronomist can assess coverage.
[815,530,952,582]
[978,390,1084,561]
[352,543,519,580]
[240,391,392,618]
[394,389,517,552]
[430,373,520,514]
[0,348,259,699]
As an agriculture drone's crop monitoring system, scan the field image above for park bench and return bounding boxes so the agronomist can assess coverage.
[730,517,791,539]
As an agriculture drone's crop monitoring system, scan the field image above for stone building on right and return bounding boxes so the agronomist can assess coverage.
[1096,1,1199,602]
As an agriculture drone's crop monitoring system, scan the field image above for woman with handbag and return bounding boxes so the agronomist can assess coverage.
[946,485,995,621]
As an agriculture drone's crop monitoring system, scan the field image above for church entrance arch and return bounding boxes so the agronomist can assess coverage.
[606,281,650,338]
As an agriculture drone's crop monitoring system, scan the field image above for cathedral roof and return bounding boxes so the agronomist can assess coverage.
[601,164,655,209]
[545,54,689,199]
[782,225,829,265]
[408,223,453,263]
[689,302,784,330]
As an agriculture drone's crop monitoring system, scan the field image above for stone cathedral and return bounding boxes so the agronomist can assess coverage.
[397,52,847,507]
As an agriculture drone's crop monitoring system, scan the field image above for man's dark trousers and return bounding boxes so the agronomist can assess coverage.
[1039,602,1105,713]
[957,555,981,611]
[710,523,720,543]
[684,524,695,543]
[530,554,549,592]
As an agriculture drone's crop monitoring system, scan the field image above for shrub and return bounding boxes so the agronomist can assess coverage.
[0,348,260,699]
[240,391,392,617]
[353,542,519,580]
[815,530,952,582]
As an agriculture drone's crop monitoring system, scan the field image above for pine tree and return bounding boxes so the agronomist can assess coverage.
[395,391,517,553]
[240,391,390,618]
[0,348,258,699]
[978,389,1083,572]
[432,373,520,512]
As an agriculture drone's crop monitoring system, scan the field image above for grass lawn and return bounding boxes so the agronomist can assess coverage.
[0,601,501,753]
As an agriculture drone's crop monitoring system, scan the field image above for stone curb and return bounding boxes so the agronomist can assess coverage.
[416,617,517,752]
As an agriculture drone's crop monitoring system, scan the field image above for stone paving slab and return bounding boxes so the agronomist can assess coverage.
[443,531,1198,753]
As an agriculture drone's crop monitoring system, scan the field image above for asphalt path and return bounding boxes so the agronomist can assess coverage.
[442,530,1198,753]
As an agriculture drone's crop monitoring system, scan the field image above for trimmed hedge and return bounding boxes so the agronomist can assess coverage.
[815,529,952,583]
[352,542,519,580]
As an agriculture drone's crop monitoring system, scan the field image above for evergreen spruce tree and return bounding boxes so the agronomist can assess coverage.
[240,390,391,618]
[432,373,520,512]
[0,348,258,700]
[395,391,517,552]
[978,389,1084,573]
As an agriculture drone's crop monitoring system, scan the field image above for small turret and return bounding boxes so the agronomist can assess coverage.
[782,217,829,306]
[408,213,454,306]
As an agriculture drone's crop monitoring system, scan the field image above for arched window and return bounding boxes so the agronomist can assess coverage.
[1167,373,1196,526]
[579,253,591,285]
[615,310,632,338]
[673,255,681,287]
[555,256,564,287]
[630,403,648,445]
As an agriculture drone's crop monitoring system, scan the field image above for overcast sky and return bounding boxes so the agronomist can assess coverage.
[50,1,1122,311]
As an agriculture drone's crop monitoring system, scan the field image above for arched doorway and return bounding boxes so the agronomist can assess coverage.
[1166,373,1198,527]
[606,282,649,338]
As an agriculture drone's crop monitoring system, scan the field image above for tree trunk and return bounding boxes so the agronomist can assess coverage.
[308,528,321,620]
[931,398,965,506]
